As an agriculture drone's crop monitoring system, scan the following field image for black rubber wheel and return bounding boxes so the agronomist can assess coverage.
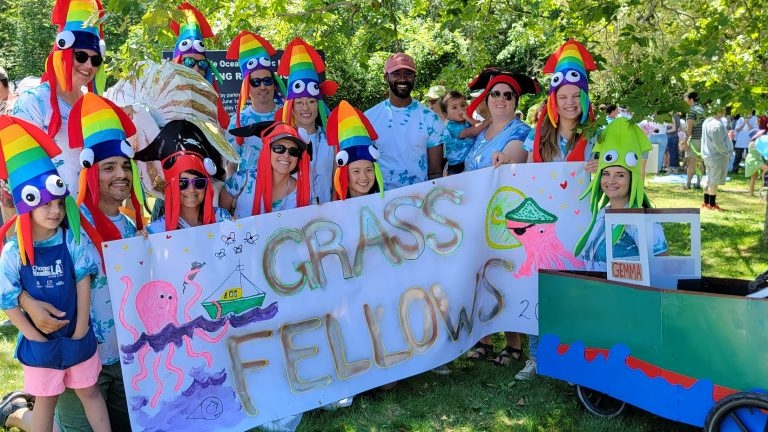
[704,392,768,432]
[575,385,627,418]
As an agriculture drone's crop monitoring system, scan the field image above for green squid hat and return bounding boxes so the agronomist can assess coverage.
[574,117,652,257]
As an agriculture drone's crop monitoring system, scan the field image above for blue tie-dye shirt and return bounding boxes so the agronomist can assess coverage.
[465,118,531,171]
[226,104,281,171]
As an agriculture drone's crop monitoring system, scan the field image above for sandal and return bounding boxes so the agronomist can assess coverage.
[0,391,31,428]
[492,345,522,366]
[466,342,494,360]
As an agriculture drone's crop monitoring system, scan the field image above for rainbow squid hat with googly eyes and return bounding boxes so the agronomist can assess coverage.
[573,117,653,257]
[543,38,597,126]
[68,93,145,241]
[277,37,338,130]
[43,0,106,139]
[0,116,103,265]
[225,31,285,140]
[326,100,382,200]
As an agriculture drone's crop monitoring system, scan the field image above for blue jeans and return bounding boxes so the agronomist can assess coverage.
[666,133,680,169]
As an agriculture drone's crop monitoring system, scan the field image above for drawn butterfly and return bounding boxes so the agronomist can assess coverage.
[221,232,236,245]
[233,245,243,254]
[215,249,226,260]
[244,232,258,245]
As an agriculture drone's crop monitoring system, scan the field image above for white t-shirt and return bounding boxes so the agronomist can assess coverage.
[364,99,448,190]
[307,129,334,204]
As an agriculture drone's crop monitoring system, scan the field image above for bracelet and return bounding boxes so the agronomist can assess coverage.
[428,171,442,176]
[18,291,27,309]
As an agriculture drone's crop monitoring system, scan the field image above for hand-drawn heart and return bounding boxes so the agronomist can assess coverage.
[574,209,581,216]
[165,235,172,239]
[531,175,536,180]
[560,181,568,189]
[570,171,577,177]
[548,195,553,200]
[139,260,144,265]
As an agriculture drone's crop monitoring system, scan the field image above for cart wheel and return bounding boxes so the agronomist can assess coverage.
[704,392,768,432]
[575,385,626,418]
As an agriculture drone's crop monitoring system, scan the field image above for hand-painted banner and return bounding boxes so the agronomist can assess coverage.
[104,162,591,431]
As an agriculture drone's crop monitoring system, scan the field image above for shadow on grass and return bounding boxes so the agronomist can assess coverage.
[0,325,18,343]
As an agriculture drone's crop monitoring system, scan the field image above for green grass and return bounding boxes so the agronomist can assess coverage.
[1,173,764,432]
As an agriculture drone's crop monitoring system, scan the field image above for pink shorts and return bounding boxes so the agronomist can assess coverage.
[22,353,102,397]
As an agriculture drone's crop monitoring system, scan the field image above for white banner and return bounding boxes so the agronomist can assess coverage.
[104,162,591,431]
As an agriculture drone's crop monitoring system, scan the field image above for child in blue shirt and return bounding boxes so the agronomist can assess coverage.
[440,90,489,174]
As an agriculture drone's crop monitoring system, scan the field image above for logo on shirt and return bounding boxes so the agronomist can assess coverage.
[32,259,64,279]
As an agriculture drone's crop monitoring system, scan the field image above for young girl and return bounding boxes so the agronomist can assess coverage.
[0,116,109,432]
[440,91,489,174]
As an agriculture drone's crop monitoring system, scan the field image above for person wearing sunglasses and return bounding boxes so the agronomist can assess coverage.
[135,121,231,234]
[12,0,107,201]
[464,73,540,171]
[364,52,449,190]
[226,31,284,173]
[169,3,229,129]
[221,121,311,218]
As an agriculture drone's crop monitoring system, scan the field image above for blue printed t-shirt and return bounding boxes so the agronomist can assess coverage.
[444,120,475,165]
[147,207,232,234]
[12,83,82,198]
[226,104,281,171]
[0,228,98,310]
[224,170,299,217]
[306,128,334,204]
[364,100,448,189]
[81,206,136,364]
[465,118,531,171]
[580,206,669,271]
[522,129,595,162]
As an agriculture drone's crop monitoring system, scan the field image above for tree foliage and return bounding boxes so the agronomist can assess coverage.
[0,0,766,116]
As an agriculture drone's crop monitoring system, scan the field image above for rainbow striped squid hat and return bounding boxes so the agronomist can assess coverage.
[44,0,106,139]
[327,101,382,200]
[170,3,222,84]
[542,38,597,126]
[68,93,145,241]
[0,116,101,265]
[226,31,283,134]
[277,37,338,133]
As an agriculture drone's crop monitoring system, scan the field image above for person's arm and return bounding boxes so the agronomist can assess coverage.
[458,119,490,139]
[5,307,47,342]
[686,118,694,141]
[492,140,527,167]
[427,145,444,179]
[218,188,235,214]
[18,289,68,333]
[72,275,91,339]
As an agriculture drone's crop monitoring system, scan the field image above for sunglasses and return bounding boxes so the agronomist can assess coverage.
[489,90,516,101]
[73,51,103,67]
[249,77,274,87]
[511,223,535,236]
[182,57,209,71]
[389,71,415,79]
[179,177,208,190]
[271,144,302,158]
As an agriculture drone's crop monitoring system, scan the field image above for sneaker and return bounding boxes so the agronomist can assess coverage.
[431,364,451,375]
[515,360,537,380]
[321,396,354,411]
[683,184,692,190]
[710,204,724,211]
[701,203,711,209]
[693,183,702,189]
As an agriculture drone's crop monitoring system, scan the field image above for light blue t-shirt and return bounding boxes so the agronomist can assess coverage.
[226,104,281,171]
[364,100,448,189]
[522,129,595,162]
[580,206,669,271]
[224,170,300,218]
[0,228,98,310]
[147,207,232,234]
[444,120,475,165]
[80,206,136,364]
[465,119,531,171]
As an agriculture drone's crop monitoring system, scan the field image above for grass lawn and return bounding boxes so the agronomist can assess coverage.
[1,173,764,432]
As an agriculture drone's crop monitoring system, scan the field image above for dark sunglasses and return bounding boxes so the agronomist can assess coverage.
[271,144,302,157]
[73,51,103,67]
[182,57,209,71]
[511,223,535,236]
[179,177,208,190]
[489,90,515,101]
[249,77,274,88]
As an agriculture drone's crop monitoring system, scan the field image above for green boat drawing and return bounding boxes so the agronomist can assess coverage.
[202,262,265,319]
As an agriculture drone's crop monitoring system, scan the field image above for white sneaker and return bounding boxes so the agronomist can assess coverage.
[431,364,451,375]
[515,359,537,380]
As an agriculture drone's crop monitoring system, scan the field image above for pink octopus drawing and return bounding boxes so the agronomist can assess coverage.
[119,267,229,408]
[504,198,583,278]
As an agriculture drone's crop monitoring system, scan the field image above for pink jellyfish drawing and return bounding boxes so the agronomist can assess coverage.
[119,266,229,408]
[504,197,583,278]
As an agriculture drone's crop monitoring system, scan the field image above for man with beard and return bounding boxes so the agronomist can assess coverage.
[365,53,449,190]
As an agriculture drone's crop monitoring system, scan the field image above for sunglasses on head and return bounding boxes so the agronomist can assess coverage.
[249,77,274,87]
[489,90,516,101]
[73,51,103,67]
[182,57,209,70]
[178,177,208,190]
[271,144,302,157]
[511,223,535,235]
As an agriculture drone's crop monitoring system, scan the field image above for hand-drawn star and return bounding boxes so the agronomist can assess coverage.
[113,264,123,272]
[550,171,558,180]
[236,222,243,229]
[147,247,154,254]
[207,232,215,240]
[183,247,190,254]
[123,244,130,251]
